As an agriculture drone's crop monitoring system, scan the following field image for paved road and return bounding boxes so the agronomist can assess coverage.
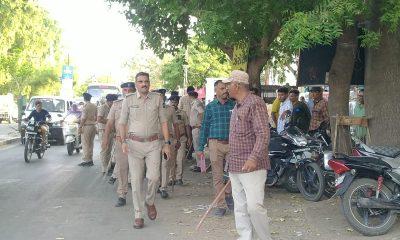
[0,141,400,240]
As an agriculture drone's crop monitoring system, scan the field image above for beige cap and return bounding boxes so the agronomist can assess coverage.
[222,70,249,84]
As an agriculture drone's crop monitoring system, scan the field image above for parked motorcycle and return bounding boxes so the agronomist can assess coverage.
[267,128,300,193]
[24,119,49,163]
[64,114,81,156]
[327,146,400,236]
[296,130,336,201]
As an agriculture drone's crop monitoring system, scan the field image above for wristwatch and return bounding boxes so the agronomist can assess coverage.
[164,140,171,145]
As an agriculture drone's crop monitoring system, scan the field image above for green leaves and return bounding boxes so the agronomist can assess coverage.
[0,0,62,98]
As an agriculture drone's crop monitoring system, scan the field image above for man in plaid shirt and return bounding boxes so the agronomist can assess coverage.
[197,80,235,217]
[309,86,329,131]
[223,70,271,240]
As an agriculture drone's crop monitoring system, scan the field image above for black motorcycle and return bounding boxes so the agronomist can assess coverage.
[328,147,400,236]
[267,126,314,193]
[24,119,49,163]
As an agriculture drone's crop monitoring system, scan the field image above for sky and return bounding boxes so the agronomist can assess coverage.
[37,0,143,84]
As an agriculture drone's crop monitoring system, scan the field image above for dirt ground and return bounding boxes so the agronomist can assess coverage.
[157,159,400,240]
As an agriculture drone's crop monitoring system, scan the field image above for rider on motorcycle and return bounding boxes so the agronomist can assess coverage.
[25,100,52,146]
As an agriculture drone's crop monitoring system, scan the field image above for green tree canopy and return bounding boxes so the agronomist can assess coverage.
[0,0,62,98]
[161,39,231,90]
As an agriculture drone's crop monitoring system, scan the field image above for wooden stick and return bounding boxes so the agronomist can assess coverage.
[196,180,231,231]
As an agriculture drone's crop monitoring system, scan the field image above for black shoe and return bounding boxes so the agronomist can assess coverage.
[175,179,183,186]
[190,166,201,172]
[168,180,175,186]
[107,163,115,176]
[115,197,126,207]
[160,190,169,199]
[85,161,94,166]
[78,162,87,166]
[213,207,227,217]
[108,177,116,184]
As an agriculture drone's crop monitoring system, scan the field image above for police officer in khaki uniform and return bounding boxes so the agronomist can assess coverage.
[102,83,136,207]
[78,93,97,166]
[119,72,171,229]
[159,95,180,199]
[168,95,190,186]
[189,91,204,172]
[98,94,117,173]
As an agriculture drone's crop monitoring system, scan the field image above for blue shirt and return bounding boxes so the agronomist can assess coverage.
[198,99,235,152]
[27,110,51,123]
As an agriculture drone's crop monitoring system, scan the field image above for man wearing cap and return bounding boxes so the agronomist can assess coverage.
[224,70,271,240]
[98,94,118,173]
[102,82,136,207]
[119,72,171,229]
[197,80,235,217]
[188,91,204,172]
[309,86,329,132]
[78,93,98,166]
[168,95,191,186]
[158,95,181,199]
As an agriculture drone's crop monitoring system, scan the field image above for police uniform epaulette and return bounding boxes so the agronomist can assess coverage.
[114,99,123,102]
[125,93,135,98]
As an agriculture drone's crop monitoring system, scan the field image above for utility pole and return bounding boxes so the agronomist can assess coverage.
[183,47,189,91]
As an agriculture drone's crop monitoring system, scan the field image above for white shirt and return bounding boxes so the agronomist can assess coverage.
[277,98,293,134]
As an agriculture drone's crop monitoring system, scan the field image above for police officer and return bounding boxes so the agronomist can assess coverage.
[168,95,190,186]
[78,93,97,166]
[188,91,204,172]
[102,83,136,207]
[98,94,117,173]
[159,94,180,199]
[119,72,171,229]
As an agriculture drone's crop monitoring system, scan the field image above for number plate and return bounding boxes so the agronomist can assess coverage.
[335,175,345,187]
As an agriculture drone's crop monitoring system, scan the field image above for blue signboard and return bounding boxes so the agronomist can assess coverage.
[62,65,73,80]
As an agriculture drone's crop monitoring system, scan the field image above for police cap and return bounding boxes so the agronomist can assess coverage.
[120,82,135,89]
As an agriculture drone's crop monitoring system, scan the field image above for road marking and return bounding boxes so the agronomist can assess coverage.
[0,179,21,184]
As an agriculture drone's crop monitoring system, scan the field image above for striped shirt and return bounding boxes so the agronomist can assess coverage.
[227,94,270,173]
[198,99,235,152]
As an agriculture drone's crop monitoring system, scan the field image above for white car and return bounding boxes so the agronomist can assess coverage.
[22,96,74,145]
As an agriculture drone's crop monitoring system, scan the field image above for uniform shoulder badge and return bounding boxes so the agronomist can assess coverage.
[126,93,135,98]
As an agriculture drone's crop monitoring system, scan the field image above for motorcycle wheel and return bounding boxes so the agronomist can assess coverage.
[341,178,397,236]
[296,162,325,202]
[37,150,44,159]
[67,142,74,156]
[283,167,299,193]
[323,172,336,198]
[24,139,33,163]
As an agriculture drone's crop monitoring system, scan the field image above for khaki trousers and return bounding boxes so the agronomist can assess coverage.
[209,139,231,208]
[230,170,271,240]
[160,139,177,190]
[114,140,129,198]
[170,136,187,181]
[100,133,114,173]
[127,139,162,219]
[82,125,96,162]
[191,128,200,166]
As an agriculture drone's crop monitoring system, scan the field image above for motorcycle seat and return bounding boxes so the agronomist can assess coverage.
[366,145,400,158]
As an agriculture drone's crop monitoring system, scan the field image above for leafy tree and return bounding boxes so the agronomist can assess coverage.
[161,39,231,90]
[0,0,62,98]
[279,0,400,153]
[109,0,318,89]
[124,49,164,89]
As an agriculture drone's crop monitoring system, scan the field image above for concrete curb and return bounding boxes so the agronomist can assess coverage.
[0,137,20,147]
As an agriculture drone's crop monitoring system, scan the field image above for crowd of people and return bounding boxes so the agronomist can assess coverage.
[73,69,366,240]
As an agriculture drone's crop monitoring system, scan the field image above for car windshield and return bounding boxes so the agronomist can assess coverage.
[87,86,120,99]
[27,98,65,113]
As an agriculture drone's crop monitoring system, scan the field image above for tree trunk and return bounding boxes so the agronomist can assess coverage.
[328,25,358,155]
[365,11,400,146]
[247,56,266,91]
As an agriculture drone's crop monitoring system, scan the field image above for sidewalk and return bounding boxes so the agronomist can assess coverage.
[0,123,20,146]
